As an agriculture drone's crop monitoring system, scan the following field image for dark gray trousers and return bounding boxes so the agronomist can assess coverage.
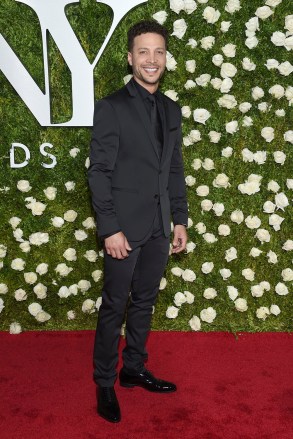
[93,203,170,387]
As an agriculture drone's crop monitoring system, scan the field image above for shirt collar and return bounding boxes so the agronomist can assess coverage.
[131,77,161,101]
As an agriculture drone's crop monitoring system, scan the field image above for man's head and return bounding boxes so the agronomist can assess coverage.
[127,20,168,92]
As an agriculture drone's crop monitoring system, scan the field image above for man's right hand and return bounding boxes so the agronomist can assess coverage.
[104,231,132,259]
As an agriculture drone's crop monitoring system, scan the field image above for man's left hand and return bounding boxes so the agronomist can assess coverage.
[171,225,188,254]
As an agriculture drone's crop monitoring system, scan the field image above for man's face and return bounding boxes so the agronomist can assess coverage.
[128,32,167,89]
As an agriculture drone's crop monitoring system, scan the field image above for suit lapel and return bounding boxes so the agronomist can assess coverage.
[157,94,169,165]
[126,80,160,161]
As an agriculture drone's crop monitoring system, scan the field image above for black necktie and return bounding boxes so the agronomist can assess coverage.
[147,94,163,160]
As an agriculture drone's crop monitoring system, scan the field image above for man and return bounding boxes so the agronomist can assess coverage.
[88,20,188,423]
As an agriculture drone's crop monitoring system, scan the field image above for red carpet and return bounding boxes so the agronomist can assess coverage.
[0,331,292,439]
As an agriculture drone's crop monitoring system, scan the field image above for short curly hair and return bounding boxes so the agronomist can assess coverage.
[127,20,168,52]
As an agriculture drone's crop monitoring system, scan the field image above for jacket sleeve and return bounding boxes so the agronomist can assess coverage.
[168,110,189,227]
[88,99,121,237]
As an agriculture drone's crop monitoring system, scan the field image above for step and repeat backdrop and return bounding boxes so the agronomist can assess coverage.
[0,0,292,334]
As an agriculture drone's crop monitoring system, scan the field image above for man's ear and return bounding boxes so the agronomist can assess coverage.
[128,52,132,66]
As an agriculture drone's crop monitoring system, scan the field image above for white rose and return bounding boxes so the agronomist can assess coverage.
[25,199,46,216]
[281,268,293,282]
[242,57,256,71]
[186,60,196,73]
[200,307,216,323]
[174,291,187,307]
[184,0,197,14]
[186,242,196,253]
[286,179,293,190]
[171,267,183,277]
[9,322,22,334]
[164,90,178,101]
[29,232,49,246]
[221,21,231,32]
[0,283,8,295]
[251,284,264,297]
[267,180,280,192]
[11,258,25,271]
[55,263,73,277]
[218,94,237,109]
[222,43,236,57]
[95,297,102,311]
[182,269,196,282]
[0,244,7,258]
[258,102,270,113]
[220,62,237,79]
[74,230,88,241]
[212,54,223,66]
[14,288,27,301]
[43,186,57,200]
[0,298,4,313]
[172,18,187,39]
[84,250,98,262]
[245,215,261,229]
[255,6,274,20]
[239,102,252,113]
[245,35,259,49]
[225,247,237,262]
[282,240,293,251]
[201,200,213,212]
[51,217,64,228]
[284,130,293,144]
[196,185,209,197]
[152,10,168,25]
[259,281,270,291]
[64,210,78,222]
[269,84,285,99]
[85,157,90,169]
[208,131,221,143]
[169,0,184,14]
[252,86,264,100]
[242,116,253,126]
[63,248,77,262]
[189,130,201,143]
[263,201,276,213]
[201,262,214,273]
[270,304,281,316]
[234,298,248,312]
[221,78,233,93]
[203,233,217,243]
[186,38,197,49]
[67,310,76,320]
[226,120,239,134]
[218,224,230,236]
[278,62,293,76]
[196,74,211,87]
[242,268,255,281]
[275,193,289,211]
[92,270,103,283]
[78,279,91,292]
[166,51,177,71]
[202,158,215,171]
[17,180,31,192]
[189,315,201,331]
[212,203,225,216]
[230,210,244,224]
[82,217,96,229]
[265,59,279,69]
[69,284,78,296]
[69,147,80,157]
[253,151,267,164]
[225,0,241,14]
[36,263,48,275]
[203,287,217,299]
[269,214,284,232]
[13,228,24,242]
[192,159,202,172]
[166,305,179,318]
[200,36,215,50]
[24,272,37,284]
[58,286,70,298]
[203,6,221,24]
[273,151,286,165]
[213,173,230,188]
[19,241,31,253]
[181,106,191,118]
[255,228,270,243]
[81,299,96,314]
[227,285,238,301]
[123,74,132,85]
[249,247,262,257]
[184,290,194,304]
[65,181,75,192]
[193,108,211,125]
[195,222,206,234]
[275,282,289,296]
[256,306,270,320]
[33,283,47,299]
[28,302,42,316]
[185,175,196,186]
[9,217,21,229]
[211,77,222,89]
[219,268,232,280]
[261,127,274,143]
[35,310,51,322]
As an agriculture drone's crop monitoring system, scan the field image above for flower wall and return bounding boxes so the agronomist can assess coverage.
[0,0,292,334]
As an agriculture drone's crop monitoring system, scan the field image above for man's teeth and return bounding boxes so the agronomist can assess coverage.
[144,67,158,72]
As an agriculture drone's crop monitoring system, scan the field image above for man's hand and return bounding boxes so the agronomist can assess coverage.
[104,231,132,259]
[171,225,188,254]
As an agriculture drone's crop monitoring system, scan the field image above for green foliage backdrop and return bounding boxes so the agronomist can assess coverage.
[0,0,292,333]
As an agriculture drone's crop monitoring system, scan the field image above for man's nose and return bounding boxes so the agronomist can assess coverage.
[147,52,157,63]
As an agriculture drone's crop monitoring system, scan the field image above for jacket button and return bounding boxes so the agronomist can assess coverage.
[154,194,158,199]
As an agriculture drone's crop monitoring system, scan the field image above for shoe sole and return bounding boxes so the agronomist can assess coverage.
[120,381,177,393]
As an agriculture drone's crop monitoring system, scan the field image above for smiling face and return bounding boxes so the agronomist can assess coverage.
[128,32,167,93]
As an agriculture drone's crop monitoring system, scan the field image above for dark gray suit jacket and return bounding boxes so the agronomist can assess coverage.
[88,79,188,242]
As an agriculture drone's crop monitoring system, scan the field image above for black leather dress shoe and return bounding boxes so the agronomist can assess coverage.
[97,386,121,423]
[119,368,177,393]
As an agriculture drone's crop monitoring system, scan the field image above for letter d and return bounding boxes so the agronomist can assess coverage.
[10,143,30,168]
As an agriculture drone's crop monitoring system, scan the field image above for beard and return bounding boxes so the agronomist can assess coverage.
[132,66,165,86]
